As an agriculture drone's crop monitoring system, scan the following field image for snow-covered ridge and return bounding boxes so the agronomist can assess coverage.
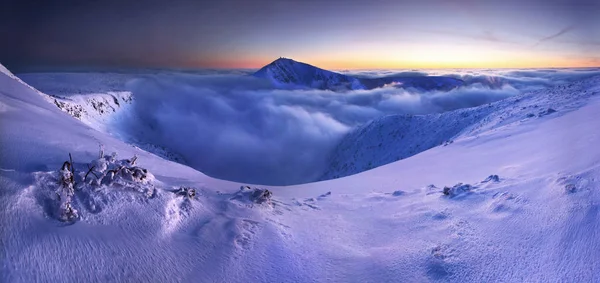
[0,63,16,78]
[46,91,186,163]
[321,76,600,180]
[320,108,492,180]
[46,91,132,130]
[17,73,135,132]
[16,72,189,164]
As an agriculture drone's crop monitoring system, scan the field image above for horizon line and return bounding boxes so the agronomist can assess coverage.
[5,59,600,73]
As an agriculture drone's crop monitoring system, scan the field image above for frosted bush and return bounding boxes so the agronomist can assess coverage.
[57,162,78,221]
[85,152,154,196]
[234,186,273,205]
[249,188,272,204]
[50,149,156,222]
[174,187,196,199]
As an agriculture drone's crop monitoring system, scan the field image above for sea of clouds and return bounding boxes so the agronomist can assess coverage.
[20,68,600,185]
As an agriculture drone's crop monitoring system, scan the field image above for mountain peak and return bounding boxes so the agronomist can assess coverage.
[272,57,295,63]
[253,58,464,92]
[263,57,302,68]
[253,58,363,91]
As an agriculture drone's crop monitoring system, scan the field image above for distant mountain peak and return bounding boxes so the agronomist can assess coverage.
[253,58,364,91]
[260,57,321,73]
[253,58,464,92]
[273,57,294,62]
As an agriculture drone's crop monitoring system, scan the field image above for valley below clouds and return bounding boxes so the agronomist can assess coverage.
[20,67,600,185]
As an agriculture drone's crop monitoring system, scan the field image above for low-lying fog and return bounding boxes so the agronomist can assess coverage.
[20,68,600,185]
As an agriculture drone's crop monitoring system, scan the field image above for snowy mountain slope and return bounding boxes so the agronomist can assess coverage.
[0,63,15,77]
[17,73,134,133]
[0,65,228,186]
[46,91,132,132]
[282,95,600,281]
[2,62,600,282]
[320,109,492,180]
[0,63,244,281]
[321,77,600,180]
[16,72,188,163]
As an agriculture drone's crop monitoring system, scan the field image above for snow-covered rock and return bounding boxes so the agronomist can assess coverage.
[235,185,273,204]
[442,183,473,197]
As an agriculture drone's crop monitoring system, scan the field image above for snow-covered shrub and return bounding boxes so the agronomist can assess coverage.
[47,149,157,222]
[564,184,577,193]
[174,187,196,199]
[57,161,78,221]
[555,174,589,194]
[250,189,272,204]
[84,151,155,197]
[234,186,273,204]
[442,183,473,198]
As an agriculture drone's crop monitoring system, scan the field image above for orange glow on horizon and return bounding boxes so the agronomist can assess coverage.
[309,58,600,70]
[194,55,599,70]
[190,46,599,70]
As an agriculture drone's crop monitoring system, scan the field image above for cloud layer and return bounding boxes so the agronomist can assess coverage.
[111,68,600,185]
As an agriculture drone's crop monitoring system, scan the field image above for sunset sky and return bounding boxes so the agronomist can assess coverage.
[2,0,599,69]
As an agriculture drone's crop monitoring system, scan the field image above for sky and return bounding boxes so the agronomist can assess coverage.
[1,0,599,70]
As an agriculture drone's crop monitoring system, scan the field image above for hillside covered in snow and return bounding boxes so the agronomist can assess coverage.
[2,61,600,282]
[321,77,600,180]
